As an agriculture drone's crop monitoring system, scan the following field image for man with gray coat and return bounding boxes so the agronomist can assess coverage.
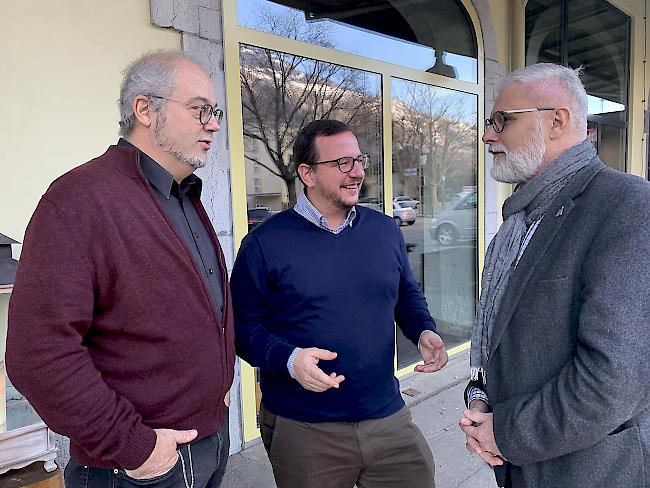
[459,63,650,487]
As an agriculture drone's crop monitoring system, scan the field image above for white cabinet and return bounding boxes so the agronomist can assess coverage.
[0,286,58,474]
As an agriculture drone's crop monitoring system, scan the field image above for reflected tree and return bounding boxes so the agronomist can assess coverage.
[392,83,477,213]
[240,7,378,204]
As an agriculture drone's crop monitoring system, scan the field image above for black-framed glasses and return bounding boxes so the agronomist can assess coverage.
[309,154,370,173]
[148,95,224,125]
[485,107,555,133]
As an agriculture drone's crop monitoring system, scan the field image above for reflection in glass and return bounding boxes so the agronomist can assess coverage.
[568,0,629,171]
[525,0,563,65]
[390,78,478,368]
[237,0,478,83]
[240,44,383,212]
[525,0,630,171]
[240,45,384,411]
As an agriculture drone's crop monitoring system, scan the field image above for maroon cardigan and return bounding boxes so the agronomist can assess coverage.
[6,145,235,469]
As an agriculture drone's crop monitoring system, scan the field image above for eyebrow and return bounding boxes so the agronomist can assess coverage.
[187,96,214,106]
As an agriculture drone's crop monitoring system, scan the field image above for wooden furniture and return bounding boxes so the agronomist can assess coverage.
[0,463,63,487]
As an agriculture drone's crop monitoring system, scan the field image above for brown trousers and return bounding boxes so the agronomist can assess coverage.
[259,404,435,488]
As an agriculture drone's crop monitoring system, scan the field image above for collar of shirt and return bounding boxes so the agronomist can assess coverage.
[117,138,202,199]
[293,189,356,234]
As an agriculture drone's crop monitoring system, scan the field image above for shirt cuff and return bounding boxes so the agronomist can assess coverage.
[287,347,301,378]
[467,387,490,407]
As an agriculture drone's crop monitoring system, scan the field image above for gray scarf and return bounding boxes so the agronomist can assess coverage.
[470,139,597,383]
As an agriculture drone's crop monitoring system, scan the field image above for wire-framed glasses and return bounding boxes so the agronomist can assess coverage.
[485,107,555,133]
[309,154,371,173]
[148,95,224,125]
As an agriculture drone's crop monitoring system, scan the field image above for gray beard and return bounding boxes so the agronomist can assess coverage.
[154,112,207,170]
[490,123,545,183]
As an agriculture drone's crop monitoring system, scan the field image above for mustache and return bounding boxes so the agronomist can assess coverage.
[488,144,507,154]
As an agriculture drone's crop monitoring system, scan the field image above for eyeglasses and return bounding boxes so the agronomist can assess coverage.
[485,107,555,133]
[148,95,224,125]
[309,154,371,173]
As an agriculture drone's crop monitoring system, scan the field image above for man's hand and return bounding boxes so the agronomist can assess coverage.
[414,330,448,373]
[459,409,504,466]
[293,348,345,392]
[125,428,197,480]
[224,389,231,408]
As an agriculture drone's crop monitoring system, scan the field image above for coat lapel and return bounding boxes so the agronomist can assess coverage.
[487,158,606,360]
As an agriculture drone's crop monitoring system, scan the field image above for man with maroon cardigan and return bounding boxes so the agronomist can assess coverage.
[6,51,234,488]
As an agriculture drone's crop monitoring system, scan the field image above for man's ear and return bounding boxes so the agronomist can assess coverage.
[548,106,571,140]
[297,163,315,188]
[133,95,155,128]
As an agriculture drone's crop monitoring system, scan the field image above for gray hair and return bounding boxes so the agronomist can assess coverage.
[499,63,588,135]
[118,50,203,136]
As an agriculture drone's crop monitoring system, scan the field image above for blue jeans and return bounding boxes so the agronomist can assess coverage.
[64,419,229,488]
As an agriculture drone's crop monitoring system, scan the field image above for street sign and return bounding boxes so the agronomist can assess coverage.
[404,168,418,176]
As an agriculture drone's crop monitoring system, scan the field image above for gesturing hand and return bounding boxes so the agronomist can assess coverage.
[414,330,448,373]
[125,428,197,480]
[293,348,345,392]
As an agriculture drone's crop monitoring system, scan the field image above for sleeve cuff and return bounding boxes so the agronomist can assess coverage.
[287,347,301,378]
[467,387,490,406]
[113,423,157,470]
[267,340,298,375]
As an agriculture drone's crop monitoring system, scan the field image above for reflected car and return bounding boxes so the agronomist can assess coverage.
[358,202,383,213]
[393,202,416,226]
[393,195,420,209]
[429,191,477,245]
[247,207,273,230]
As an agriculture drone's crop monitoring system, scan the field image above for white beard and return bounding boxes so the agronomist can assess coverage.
[490,122,545,184]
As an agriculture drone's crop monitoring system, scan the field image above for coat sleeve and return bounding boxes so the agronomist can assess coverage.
[231,232,296,374]
[394,228,437,345]
[492,184,650,466]
[6,197,156,470]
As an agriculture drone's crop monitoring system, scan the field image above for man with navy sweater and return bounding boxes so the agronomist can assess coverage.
[231,119,448,488]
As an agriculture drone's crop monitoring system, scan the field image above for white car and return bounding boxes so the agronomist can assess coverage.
[430,191,477,245]
[393,202,416,226]
[393,195,420,209]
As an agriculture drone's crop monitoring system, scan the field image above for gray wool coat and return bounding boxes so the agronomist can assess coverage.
[479,158,650,487]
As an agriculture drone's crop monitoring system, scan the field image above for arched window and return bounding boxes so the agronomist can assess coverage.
[239,0,478,82]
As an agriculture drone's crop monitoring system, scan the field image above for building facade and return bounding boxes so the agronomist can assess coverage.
[1,0,647,454]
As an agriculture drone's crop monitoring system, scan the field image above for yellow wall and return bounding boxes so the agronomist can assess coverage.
[0,0,180,247]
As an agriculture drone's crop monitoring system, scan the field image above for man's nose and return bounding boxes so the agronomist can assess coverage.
[349,160,365,178]
[204,114,221,132]
[482,125,498,144]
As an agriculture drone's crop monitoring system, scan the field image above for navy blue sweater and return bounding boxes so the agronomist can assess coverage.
[231,206,436,422]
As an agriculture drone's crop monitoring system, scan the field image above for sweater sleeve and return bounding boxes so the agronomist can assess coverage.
[393,229,437,345]
[231,233,296,374]
[6,197,156,470]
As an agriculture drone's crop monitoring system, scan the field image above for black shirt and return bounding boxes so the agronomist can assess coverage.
[118,138,224,322]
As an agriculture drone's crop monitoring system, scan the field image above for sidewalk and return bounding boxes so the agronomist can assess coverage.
[222,351,498,488]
